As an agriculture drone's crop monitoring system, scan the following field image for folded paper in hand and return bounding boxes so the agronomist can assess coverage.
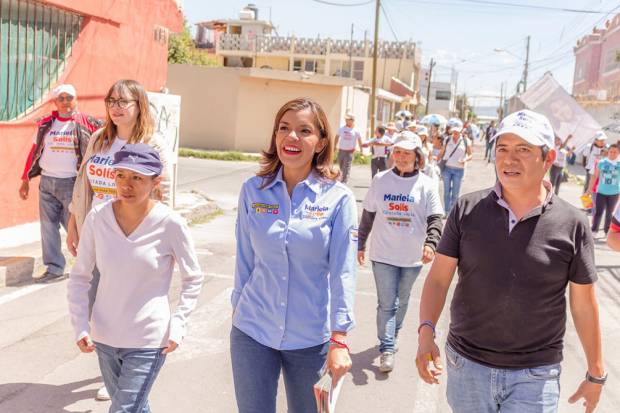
[314,362,344,413]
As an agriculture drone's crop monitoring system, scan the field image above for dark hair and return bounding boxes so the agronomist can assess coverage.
[376,126,386,136]
[257,98,337,187]
[609,143,619,150]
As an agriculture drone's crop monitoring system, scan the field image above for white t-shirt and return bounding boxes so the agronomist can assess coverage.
[443,137,470,169]
[586,145,604,171]
[363,170,444,267]
[337,126,361,151]
[86,137,127,207]
[553,145,567,168]
[38,118,78,178]
[368,136,391,158]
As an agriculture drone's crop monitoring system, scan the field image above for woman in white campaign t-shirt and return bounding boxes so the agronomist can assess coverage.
[357,135,444,373]
[66,79,169,402]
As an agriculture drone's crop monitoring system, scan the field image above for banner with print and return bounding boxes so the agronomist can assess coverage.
[519,73,602,153]
[148,92,181,207]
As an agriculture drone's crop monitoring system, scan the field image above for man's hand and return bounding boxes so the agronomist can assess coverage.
[161,340,179,354]
[77,335,96,353]
[415,330,443,384]
[422,246,435,264]
[357,251,365,266]
[19,180,29,200]
[568,379,603,413]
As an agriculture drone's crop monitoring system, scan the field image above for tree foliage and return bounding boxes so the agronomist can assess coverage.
[168,23,220,67]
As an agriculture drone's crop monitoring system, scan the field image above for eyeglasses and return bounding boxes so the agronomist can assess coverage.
[105,98,136,109]
[56,95,74,102]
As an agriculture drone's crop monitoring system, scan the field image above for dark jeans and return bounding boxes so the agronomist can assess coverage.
[337,150,354,183]
[230,326,328,413]
[592,193,620,233]
[371,156,388,177]
[549,165,563,196]
[583,170,592,193]
[484,141,493,160]
[39,175,75,275]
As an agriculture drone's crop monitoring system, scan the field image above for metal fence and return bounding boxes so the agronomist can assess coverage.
[0,0,82,121]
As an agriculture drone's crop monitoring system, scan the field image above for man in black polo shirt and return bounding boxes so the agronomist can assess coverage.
[414,110,606,412]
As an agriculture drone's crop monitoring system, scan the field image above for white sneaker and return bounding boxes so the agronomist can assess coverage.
[379,352,395,373]
[95,385,111,401]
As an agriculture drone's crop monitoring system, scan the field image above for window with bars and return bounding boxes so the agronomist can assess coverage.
[0,0,82,121]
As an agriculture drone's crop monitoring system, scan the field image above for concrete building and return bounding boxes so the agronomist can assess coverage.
[0,0,183,229]
[167,65,369,153]
[419,68,457,117]
[573,12,620,100]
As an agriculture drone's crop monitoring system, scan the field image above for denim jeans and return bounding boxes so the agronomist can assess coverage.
[95,341,166,413]
[230,326,328,413]
[445,344,561,413]
[39,175,75,275]
[371,156,388,177]
[337,150,354,183]
[442,166,465,214]
[372,261,422,353]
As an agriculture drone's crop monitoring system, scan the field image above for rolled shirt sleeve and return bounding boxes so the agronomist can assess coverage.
[169,216,205,344]
[328,191,358,333]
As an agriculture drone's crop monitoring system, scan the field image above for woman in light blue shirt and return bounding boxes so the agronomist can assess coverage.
[231,98,358,413]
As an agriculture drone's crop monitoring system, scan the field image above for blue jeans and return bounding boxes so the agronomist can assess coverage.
[230,326,328,413]
[445,344,561,413]
[95,342,166,413]
[442,166,465,214]
[372,261,422,353]
[39,175,75,275]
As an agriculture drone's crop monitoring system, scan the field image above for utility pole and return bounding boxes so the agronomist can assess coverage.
[348,23,354,79]
[370,0,380,135]
[424,58,435,115]
[523,35,530,92]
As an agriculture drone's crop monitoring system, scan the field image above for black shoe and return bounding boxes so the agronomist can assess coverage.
[34,271,66,283]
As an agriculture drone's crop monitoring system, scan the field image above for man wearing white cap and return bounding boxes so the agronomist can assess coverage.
[19,84,102,283]
[438,118,472,214]
[416,110,605,412]
[334,112,364,184]
[583,131,608,193]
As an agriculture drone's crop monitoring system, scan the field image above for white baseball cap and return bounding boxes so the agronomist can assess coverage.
[492,110,554,148]
[416,125,429,137]
[344,112,355,120]
[593,130,608,141]
[448,118,464,133]
[52,84,77,98]
[392,131,422,151]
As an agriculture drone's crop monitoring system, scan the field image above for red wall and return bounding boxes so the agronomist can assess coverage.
[0,0,183,229]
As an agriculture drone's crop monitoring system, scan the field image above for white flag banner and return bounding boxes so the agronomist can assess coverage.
[518,73,601,153]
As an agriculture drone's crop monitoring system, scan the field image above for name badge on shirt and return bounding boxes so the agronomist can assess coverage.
[252,202,279,215]
[302,204,329,220]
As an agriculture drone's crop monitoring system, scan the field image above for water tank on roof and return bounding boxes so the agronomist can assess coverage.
[245,4,259,19]
[239,9,255,20]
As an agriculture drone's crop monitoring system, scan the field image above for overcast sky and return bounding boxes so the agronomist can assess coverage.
[182,0,620,107]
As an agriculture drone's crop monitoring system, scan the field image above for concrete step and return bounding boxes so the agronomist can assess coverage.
[0,191,218,288]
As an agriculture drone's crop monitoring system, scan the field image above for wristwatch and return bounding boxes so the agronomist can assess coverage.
[585,371,607,385]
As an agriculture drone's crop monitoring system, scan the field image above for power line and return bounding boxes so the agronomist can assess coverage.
[308,0,374,6]
[393,0,616,14]
[380,2,399,41]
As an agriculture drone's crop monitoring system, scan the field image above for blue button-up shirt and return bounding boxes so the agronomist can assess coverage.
[232,168,358,350]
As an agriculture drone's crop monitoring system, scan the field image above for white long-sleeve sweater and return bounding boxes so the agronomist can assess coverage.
[67,200,204,348]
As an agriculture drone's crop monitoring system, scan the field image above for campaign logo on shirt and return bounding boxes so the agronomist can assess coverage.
[382,193,416,228]
[88,154,117,200]
[350,228,358,242]
[47,129,76,152]
[386,216,412,227]
[303,204,329,220]
[252,202,279,215]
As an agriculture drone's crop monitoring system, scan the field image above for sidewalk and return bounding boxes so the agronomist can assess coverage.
[0,191,218,287]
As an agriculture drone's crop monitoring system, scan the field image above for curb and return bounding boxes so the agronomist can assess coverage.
[0,192,220,288]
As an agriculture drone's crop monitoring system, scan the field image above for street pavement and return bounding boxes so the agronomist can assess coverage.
[0,144,619,412]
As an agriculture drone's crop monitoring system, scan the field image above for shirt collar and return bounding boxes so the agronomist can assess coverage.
[262,167,322,194]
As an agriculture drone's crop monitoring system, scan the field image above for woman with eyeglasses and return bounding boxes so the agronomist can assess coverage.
[65,79,169,401]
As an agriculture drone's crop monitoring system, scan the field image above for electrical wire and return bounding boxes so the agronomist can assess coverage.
[308,0,374,7]
[380,2,399,41]
[393,0,616,14]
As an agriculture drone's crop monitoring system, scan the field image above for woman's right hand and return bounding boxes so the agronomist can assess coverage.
[67,215,79,256]
[357,251,365,266]
[77,335,96,353]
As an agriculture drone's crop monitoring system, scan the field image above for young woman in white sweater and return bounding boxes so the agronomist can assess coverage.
[67,144,203,413]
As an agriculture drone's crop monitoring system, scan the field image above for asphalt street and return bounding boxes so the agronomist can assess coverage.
[0,145,618,412]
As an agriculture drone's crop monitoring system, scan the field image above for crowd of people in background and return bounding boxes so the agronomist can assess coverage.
[17,86,620,412]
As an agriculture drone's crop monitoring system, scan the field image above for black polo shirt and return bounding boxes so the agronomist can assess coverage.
[437,187,597,369]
